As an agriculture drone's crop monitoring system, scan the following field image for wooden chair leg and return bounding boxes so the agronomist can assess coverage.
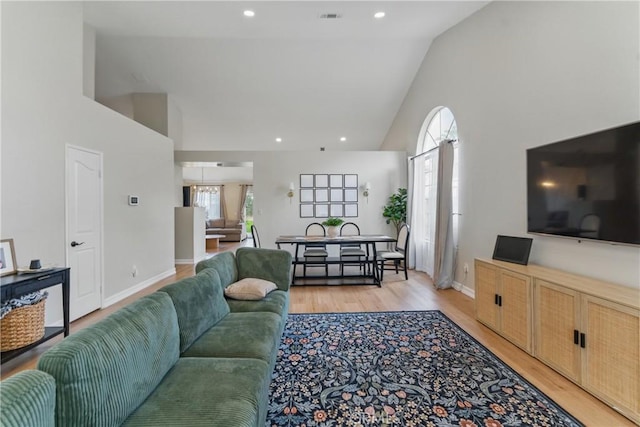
[403,260,408,280]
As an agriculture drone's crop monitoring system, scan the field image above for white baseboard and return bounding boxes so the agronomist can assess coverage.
[453,280,475,299]
[175,254,208,265]
[102,268,176,308]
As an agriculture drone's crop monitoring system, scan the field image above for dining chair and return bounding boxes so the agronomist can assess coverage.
[302,222,328,276]
[251,224,261,248]
[376,223,410,281]
[339,222,367,275]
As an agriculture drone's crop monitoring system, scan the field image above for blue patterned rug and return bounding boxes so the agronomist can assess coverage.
[267,311,582,427]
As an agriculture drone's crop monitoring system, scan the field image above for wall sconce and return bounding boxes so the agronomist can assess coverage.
[287,182,295,203]
[363,182,371,202]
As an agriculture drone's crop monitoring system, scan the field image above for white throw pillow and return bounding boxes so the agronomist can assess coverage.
[224,278,277,300]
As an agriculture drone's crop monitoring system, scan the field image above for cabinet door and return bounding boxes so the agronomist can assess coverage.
[475,261,499,331]
[534,279,581,382]
[581,295,639,423]
[500,270,532,353]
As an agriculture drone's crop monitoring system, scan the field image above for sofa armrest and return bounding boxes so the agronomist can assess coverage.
[236,247,292,291]
[0,370,56,427]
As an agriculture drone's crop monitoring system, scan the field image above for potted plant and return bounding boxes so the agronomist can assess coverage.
[382,188,407,235]
[322,217,344,238]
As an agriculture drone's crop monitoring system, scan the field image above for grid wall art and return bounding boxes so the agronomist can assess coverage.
[299,174,358,218]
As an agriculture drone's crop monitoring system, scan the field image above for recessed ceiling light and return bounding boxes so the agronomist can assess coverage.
[275,137,282,143]
[243,10,255,17]
[340,137,347,142]
[374,11,385,19]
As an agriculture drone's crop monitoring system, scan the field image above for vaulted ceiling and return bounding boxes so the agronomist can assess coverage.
[85,1,489,152]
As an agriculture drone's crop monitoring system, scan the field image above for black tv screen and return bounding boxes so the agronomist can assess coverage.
[527,121,640,246]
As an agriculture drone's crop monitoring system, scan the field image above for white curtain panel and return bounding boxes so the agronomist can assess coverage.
[424,150,438,278]
[433,142,455,289]
[220,185,227,219]
[406,157,416,269]
[410,150,437,275]
[238,184,249,221]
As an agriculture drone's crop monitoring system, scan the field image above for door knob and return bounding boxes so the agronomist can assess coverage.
[70,241,85,247]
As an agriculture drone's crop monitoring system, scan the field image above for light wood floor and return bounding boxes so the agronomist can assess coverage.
[1,240,635,426]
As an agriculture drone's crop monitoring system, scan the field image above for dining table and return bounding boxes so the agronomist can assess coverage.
[275,234,396,286]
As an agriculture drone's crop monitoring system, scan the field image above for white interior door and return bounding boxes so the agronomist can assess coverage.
[66,146,103,321]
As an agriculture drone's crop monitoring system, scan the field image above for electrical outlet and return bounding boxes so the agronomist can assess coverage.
[463,263,469,274]
[132,265,137,278]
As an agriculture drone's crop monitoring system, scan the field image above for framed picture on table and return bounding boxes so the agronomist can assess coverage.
[0,239,17,277]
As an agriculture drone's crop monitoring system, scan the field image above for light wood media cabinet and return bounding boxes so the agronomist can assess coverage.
[475,258,639,423]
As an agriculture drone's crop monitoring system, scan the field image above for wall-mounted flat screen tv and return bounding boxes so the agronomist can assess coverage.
[527,121,640,246]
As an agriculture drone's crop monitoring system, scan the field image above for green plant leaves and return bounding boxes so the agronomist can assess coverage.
[382,188,407,234]
[322,217,344,227]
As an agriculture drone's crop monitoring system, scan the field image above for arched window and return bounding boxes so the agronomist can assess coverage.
[411,107,459,284]
[419,106,457,152]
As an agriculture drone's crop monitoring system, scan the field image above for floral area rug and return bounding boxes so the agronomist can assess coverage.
[266,311,582,427]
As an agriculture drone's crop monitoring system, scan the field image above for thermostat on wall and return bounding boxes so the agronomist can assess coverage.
[128,195,139,206]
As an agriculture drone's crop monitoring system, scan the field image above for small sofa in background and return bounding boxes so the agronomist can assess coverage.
[206,218,247,242]
[0,247,292,427]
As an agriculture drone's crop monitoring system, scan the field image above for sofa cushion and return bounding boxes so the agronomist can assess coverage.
[207,218,225,228]
[181,312,281,365]
[224,278,277,300]
[225,219,240,228]
[0,370,56,427]
[122,357,271,427]
[208,228,239,234]
[159,268,230,353]
[236,247,293,291]
[195,252,238,287]
[226,289,289,318]
[37,293,180,427]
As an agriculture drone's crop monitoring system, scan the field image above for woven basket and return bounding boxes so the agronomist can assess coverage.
[0,299,46,352]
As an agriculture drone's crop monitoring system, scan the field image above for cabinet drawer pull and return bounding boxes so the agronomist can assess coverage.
[580,333,586,348]
[498,295,502,307]
[573,329,579,345]
[37,275,52,281]
[494,294,499,305]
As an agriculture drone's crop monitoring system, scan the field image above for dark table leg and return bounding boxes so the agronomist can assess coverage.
[370,243,381,287]
[62,270,70,336]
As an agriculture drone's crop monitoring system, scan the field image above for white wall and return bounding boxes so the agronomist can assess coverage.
[174,207,206,263]
[1,2,176,323]
[382,1,640,289]
[132,93,168,136]
[176,150,407,251]
[82,24,95,99]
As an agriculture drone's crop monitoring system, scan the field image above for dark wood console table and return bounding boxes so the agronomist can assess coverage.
[1,267,70,364]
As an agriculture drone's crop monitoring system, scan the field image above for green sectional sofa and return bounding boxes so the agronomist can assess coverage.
[0,247,292,427]
[0,370,56,427]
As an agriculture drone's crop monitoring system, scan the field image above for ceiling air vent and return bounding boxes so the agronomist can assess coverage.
[319,13,342,19]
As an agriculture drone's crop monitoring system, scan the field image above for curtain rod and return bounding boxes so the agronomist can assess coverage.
[409,139,456,161]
